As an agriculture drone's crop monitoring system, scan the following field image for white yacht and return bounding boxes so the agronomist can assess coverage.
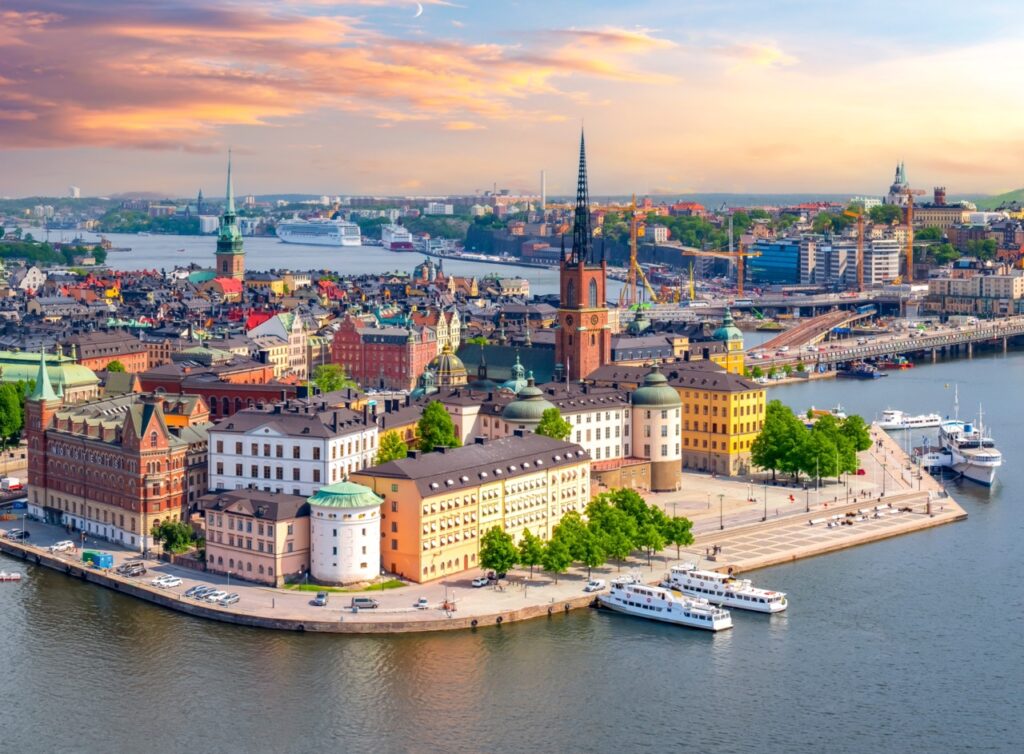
[382,224,415,251]
[938,416,1002,486]
[276,217,361,247]
[876,409,943,431]
[597,577,733,631]
[661,564,787,614]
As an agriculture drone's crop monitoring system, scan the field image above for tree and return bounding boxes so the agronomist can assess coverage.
[751,365,764,379]
[839,415,872,453]
[932,242,961,265]
[662,517,694,560]
[375,430,408,465]
[916,226,943,241]
[150,520,194,554]
[465,336,488,346]
[105,360,126,373]
[479,526,518,576]
[535,407,573,441]
[541,535,572,584]
[517,529,545,577]
[576,526,606,579]
[0,383,22,449]
[417,400,461,453]
[869,204,904,225]
[552,511,589,561]
[636,523,667,568]
[965,238,997,261]
[796,361,807,373]
[751,400,808,480]
[313,363,356,393]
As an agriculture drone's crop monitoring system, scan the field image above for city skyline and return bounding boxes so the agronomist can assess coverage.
[2,0,1023,197]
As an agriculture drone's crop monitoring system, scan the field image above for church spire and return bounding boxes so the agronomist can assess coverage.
[570,129,592,265]
[225,149,236,216]
[29,350,58,402]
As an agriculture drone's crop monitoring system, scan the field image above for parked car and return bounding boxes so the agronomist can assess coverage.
[184,585,205,598]
[9,530,30,541]
[414,598,430,609]
[471,577,489,588]
[49,540,74,553]
[218,593,240,606]
[150,574,174,586]
[312,592,329,607]
[158,576,183,588]
[350,597,379,609]
[117,562,146,577]
[584,579,607,593]
[204,590,229,603]
[191,586,215,600]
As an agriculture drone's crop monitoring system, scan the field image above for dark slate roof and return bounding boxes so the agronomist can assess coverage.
[363,434,588,496]
[199,490,310,520]
[587,359,760,392]
[212,402,372,439]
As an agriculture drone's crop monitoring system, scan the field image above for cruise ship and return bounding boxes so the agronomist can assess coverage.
[876,409,943,431]
[661,564,788,613]
[276,217,361,247]
[597,577,733,631]
[382,224,415,251]
[938,415,1002,485]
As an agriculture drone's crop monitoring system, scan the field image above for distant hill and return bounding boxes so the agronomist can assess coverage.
[971,189,1024,210]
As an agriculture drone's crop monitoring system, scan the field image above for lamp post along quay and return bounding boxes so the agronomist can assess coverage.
[718,493,725,530]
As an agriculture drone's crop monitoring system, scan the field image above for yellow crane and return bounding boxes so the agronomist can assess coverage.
[618,194,661,307]
[843,207,866,292]
[672,244,761,298]
[901,187,926,282]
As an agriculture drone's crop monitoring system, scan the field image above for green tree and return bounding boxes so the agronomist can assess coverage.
[965,238,997,261]
[313,363,356,393]
[552,510,589,561]
[105,360,126,373]
[869,205,904,225]
[796,361,807,373]
[586,497,638,570]
[662,516,694,560]
[932,242,961,265]
[479,526,518,576]
[375,430,408,465]
[751,400,808,480]
[465,336,489,346]
[577,526,607,579]
[541,535,572,584]
[535,407,573,441]
[151,520,194,554]
[916,226,943,241]
[751,366,764,379]
[417,400,462,453]
[636,523,667,568]
[839,415,872,453]
[517,529,545,577]
[0,383,23,449]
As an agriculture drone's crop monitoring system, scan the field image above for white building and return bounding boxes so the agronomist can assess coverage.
[247,312,308,379]
[308,481,382,584]
[865,238,901,285]
[209,400,378,497]
[199,215,220,234]
[645,225,669,244]
[69,186,80,199]
[426,202,454,216]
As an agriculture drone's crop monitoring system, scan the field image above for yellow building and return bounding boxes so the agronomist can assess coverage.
[707,309,745,375]
[245,273,287,297]
[352,434,591,583]
[588,358,765,476]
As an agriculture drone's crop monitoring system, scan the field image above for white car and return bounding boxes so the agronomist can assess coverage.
[584,579,606,593]
[158,576,183,588]
[150,575,175,586]
[48,540,74,553]
[204,590,229,603]
[471,577,489,588]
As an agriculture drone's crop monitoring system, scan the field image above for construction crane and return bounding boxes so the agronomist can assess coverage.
[843,207,866,292]
[901,187,925,282]
[671,243,761,298]
[618,194,661,308]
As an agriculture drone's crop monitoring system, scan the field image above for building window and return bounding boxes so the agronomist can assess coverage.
[588,279,598,307]
[150,432,158,448]
[216,440,223,453]
[313,470,321,483]
[313,447,321,461]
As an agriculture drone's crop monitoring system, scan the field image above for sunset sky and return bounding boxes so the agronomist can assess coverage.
[2,0,1023,198]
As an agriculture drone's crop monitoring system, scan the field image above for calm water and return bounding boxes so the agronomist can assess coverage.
[3,302,1022,753]
[36,229,624,299]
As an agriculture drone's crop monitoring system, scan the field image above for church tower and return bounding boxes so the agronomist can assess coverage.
[556,131,610,381]
[215,151,245,280]
[25,351,62,508]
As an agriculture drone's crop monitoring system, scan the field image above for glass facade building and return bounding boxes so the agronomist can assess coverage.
[748,240,800,284]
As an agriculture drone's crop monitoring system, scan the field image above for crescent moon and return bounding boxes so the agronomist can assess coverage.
[413,2,423,17]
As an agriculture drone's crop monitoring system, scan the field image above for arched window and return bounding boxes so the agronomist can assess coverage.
[589,279,598,308]
[222,397,230,415]
[209,396,218,414]
[217,556,223,565]
[150,432,158,448]
[235,398,242,413]
[566,280,575,306]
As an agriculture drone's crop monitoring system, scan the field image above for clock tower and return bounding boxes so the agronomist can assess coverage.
[556,131,610,381]
[215,151,245,280]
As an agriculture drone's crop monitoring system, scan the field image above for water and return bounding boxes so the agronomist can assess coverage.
[3,307,1022,753]
[36,229,625,299]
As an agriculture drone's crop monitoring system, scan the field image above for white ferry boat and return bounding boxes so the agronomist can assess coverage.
[382,224,415,251]
[276,217,361,247]
[597,577,733,631]
[661,564,787,614]
[938,416,1002,486]
[876,409,943,431]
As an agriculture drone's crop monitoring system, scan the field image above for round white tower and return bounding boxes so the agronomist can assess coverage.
[307,481,383,585]
[630,363,682,492]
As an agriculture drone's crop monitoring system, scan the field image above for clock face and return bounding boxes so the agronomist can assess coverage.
[565,315,574,326]
[590,314,599,325]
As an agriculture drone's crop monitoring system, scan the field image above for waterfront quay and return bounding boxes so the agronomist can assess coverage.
[0,427,962,634]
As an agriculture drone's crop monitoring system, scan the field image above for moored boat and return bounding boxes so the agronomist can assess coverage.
[876,409,943,431]
[661,564,787,613]
[597,576,733,631]
[0,572,23,582]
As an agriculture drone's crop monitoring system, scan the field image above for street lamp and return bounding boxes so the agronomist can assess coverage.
[762,480,767,522]
[706,492,710,510]
[718,493,725,530]
[882,461,887,496]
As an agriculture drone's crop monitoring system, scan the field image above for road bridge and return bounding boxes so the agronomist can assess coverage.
[757,307,877,352]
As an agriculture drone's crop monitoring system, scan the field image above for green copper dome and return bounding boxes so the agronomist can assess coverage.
[500,354,528,394]
[712,309,743,342]
[631,364,681,408]
[501,373,555,424]
[307,481,383,510]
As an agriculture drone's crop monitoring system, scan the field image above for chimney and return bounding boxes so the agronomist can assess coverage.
[437,446,448,454]
[513,429,526,438]
[407,450,419,460]
[474,436,488,445]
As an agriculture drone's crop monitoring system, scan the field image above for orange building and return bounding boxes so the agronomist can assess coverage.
[63,331,150,374]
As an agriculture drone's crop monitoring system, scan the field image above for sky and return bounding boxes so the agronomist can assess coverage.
[2,0,1023,198]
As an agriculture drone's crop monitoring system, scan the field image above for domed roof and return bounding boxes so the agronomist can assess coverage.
[410,368,438,398]
[307,481,383,510]
[712,309,743,342]
[631,364,681,407]
[501,373,555,424]
[500,354,528,394]
[428,344,468,386]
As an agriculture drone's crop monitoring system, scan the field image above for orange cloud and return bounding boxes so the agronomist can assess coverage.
[0,3,673,150]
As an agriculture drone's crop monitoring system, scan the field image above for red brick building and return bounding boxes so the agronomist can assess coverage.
[25,354,211,553]
[139,358,295,419]
[63,330,150,373]
[331,315,436,391]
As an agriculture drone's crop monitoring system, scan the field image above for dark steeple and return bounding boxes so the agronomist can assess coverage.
[570,129,592,265]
